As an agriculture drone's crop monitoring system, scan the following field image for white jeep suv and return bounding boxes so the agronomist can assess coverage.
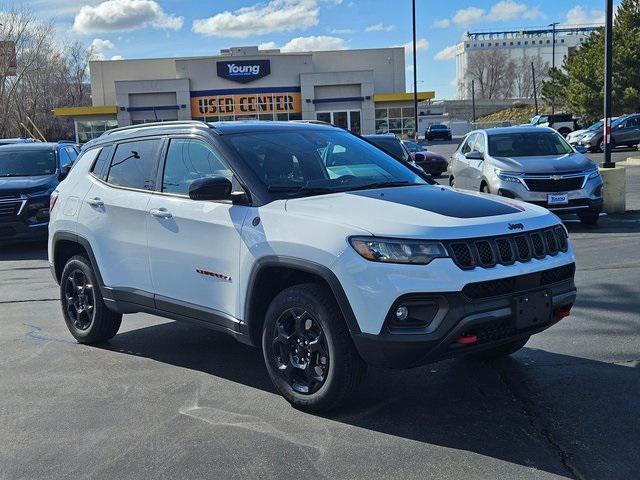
[49,121,577,411]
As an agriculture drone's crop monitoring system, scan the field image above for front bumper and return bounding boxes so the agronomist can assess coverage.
[352,270,576,368]
[0,221,48,242]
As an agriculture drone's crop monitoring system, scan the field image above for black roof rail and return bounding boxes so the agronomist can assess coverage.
[102,120,209,136]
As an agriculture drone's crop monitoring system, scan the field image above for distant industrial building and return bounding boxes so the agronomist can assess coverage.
[454,24,602,99]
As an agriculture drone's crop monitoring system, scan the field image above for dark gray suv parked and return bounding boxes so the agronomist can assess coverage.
[578,114,640,152]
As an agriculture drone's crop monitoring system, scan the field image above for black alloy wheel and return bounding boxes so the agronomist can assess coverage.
[271,308,329,395]
[63,269,96,331]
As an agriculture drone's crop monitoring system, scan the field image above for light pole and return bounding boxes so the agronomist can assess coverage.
[531,61,539,115]
[549,22,559,115]
[603,0,614,168]
[412,0,418,140]
[471,79,476,124]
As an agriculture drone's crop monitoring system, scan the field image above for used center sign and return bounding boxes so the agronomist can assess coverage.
[191,92,301,117]
[217,60,270,83]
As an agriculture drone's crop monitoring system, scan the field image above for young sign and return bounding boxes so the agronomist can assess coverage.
[216,60,271,84]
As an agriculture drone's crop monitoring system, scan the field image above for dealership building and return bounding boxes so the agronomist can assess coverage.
[54,45,434,143]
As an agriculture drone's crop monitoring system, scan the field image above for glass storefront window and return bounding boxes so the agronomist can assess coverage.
[76,119,118,144]
[389,107,402,119]
[374,107,416,137]
[375,109,387,120]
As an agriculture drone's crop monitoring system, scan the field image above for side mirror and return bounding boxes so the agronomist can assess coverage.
[188,176,232,201]
[58,164,72,181]
[574,145,588,154]
[465,150,484,160]
[414,152,425,162]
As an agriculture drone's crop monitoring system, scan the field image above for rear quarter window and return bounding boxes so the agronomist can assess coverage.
[91,145,114,180]
[107,139,162,190]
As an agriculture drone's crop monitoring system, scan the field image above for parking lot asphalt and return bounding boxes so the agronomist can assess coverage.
[1,168,639,479]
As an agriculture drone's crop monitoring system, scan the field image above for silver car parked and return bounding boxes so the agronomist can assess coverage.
[449,127,603,225]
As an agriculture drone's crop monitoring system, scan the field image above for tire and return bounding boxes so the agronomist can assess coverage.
[481,183,490,194]
[262,283,366,412]
[558,127,571,137]
[599,137,614,152]
[449,176,455,187]
[579,211,600,225]
[60,255,122,344]
[470,336,529,360]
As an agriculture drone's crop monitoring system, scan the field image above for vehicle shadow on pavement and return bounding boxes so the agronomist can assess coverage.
[102,321,639,478]
[0,241,48,261]
[563,211,640,234]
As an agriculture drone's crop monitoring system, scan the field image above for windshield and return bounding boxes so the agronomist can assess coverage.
[488,131,574,157]
[225,129,426,196]
[430,125,447,130]
[530,115,548,125]
[403,140,422,153]
[366,137,409,161]
[586,120,603,131]
[0,149,56,177]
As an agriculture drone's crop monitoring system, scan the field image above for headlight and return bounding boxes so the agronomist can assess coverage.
[587,168,600,179]
[350,237,448,265]
[582,133,596,140]
[494,169,521,183]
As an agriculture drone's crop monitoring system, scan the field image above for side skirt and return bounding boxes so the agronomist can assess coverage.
[102,287,252,345]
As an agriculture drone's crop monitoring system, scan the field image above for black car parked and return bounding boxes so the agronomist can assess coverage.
[0,142,78,242]
[425,124,452,141]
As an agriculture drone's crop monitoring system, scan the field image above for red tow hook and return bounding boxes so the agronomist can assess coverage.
[456,333,478,345]
[554,307,572,320]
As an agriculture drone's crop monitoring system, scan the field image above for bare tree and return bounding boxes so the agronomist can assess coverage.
[512,55,550,99]
[0,6,92,140]
[465,48,514,99]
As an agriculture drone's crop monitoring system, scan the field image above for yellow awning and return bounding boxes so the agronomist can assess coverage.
[373,92,435,102]
[53,105,118,117]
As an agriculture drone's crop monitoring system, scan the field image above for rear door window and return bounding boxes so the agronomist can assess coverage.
[91,145,114,180]
[107,138,162,190]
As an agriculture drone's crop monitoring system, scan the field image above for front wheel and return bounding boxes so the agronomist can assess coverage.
[262,283,366,412]
[579,211,600,225]
[60,255,122,344]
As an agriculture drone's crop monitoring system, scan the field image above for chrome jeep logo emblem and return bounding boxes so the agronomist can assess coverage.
[508,223,524,231]
[551,175,562,180]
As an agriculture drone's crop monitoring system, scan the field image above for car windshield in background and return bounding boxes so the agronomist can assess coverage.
[366,137,407,161]
[225,129,426,196]
[430,125,448,130]
[586,121,604,131]
[488,132,574,157]
[0,150,56,177]
[403,140,422,152]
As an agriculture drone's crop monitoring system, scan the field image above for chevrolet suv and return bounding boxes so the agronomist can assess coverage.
[49,121,577,411]
[0,142,78,242]
[449,127,603,225]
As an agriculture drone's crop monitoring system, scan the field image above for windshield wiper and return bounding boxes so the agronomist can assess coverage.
[267,185,337,195]
[349,180,419,191]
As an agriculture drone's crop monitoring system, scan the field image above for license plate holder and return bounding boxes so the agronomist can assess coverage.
[513,289,552,330]
[548,193,569,205]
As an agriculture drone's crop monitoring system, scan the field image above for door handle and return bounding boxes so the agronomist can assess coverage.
[150,208,172,219]
[86,197,104,207]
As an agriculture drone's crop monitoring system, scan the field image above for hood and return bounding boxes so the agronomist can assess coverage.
[567,129,586,140]
[0,174,57,196]
[420,150,446,161]
[285,185,555,239]
[491,152,594,174]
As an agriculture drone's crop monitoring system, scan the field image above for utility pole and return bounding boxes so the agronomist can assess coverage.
[531,61,539,115]
[550,22,559,115]
[603,0,615,168]
[412,0,418,140]
[471,79,476,124]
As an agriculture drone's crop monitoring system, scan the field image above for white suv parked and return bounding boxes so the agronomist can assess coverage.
[49,121,577,411]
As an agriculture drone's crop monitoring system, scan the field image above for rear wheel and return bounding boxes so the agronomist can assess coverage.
[449,176,455,187]
[60,255,122,344]
[470,336,529,360]
[481,183,490,194]
[262,283,366,412]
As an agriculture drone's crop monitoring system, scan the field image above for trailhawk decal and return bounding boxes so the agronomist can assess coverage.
[350,186,521,218]
[196,268,232,282]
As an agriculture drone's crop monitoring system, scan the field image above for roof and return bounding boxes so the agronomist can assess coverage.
[476,126,558,135]
[210,120,338,134]
[0,142,59,151]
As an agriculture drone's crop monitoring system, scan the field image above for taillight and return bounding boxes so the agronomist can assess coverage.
[50,190,59,211]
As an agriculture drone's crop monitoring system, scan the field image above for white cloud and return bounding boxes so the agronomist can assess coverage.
[280,35,347,52]
[490,1,533,21]
[565,5,605,24]
[453,6,485,26]
[400,38,429,55]
[432,18,451,28]
[365,23,395,32]
[434,44,457,61]
[110,55,124,60]
[192,0,322,38]
[73,0,183,33]
[90,38,114,51]
[330,27,355,34]
[258,41,278,50]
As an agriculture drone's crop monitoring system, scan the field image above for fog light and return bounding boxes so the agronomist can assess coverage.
[395,306,409,321]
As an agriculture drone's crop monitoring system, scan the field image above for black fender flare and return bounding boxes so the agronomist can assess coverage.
[244,256,361,337]
[51,231,105,288]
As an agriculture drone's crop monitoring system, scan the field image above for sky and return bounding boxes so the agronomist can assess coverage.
[21,0,612,98]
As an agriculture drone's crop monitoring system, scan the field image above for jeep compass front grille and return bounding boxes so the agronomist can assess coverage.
[445,226,569,269]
